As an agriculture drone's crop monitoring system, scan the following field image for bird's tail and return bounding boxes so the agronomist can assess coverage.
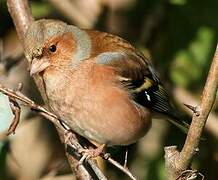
[166,113,190,134]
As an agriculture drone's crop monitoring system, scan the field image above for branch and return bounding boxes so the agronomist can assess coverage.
[178,44,218,168]
[165,44,218,179]
[7,0,33,44]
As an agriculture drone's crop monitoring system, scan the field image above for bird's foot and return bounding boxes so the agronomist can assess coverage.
[64,129,75,145]
[63,130,110,166]
[78,144,106,165]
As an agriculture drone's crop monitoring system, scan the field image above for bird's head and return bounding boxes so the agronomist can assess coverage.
[24,19,91,76]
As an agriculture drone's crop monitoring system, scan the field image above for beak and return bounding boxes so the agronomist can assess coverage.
[30,57,50,76]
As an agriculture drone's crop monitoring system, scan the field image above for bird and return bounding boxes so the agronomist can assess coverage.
[24,19,188,155]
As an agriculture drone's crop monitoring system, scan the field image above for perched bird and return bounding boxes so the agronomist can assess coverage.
[24,19,187,150]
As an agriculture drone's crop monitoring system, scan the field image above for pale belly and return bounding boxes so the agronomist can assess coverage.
[43,66,151,146]
[47,83,151,146]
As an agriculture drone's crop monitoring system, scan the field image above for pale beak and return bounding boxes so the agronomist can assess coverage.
[30,57,50,76]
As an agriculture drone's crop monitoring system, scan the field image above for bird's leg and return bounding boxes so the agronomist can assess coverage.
[78,144,106,164]
[63,129,83,151]
[63,129,107,164]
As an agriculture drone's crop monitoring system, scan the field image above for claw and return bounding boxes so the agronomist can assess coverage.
[77,144,106,165]
[64,130,77,148]
[64,130,72,144]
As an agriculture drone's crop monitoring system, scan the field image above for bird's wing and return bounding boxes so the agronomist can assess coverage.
[95,48,189,132]
[96,50,170,115]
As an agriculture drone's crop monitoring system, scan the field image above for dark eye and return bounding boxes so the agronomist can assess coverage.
[48,44,57,53]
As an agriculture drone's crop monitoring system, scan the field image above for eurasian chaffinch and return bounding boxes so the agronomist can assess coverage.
[24,19,187,150]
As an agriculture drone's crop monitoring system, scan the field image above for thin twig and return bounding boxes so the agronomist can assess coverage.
[7,96,21,135]
[183,103,199,115]
[107,158,136,180]
[124,148,128,168]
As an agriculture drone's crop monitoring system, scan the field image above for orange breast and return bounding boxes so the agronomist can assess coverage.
[43,60,152,145]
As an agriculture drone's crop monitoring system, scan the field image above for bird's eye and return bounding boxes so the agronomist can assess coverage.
[48,44,57,53]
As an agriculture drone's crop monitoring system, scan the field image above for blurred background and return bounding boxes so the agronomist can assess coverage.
[0,0,218,179]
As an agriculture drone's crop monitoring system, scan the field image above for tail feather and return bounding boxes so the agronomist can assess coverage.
[166,117,190,134]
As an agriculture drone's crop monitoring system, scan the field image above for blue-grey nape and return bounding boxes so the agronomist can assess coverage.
[96,52,126,64]
[67,26,92,64]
